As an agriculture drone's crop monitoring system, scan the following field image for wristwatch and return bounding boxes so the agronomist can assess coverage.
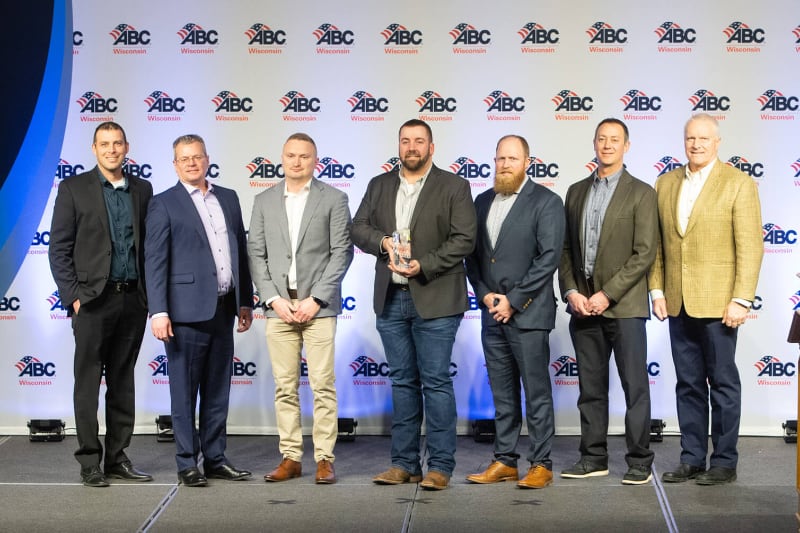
[311,295,327,308]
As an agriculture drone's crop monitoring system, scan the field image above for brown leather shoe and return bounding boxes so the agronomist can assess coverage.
[466,461,519,484]
[373,467,423,485]
[517,464,553,489]
[263,458,301,482]
[419,471,450,490]
[315,459,336,484]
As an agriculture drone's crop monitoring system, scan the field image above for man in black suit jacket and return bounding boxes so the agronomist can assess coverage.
[465,135,565,489]
[351,119,476,490]
[49,122,153,487]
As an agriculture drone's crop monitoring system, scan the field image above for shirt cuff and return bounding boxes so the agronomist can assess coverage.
[649,289,665,301]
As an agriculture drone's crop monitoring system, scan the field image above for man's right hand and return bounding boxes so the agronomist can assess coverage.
[566,292,591,317]
[72,299,81,315]
[151,316,174,342]
[271,298,299,324]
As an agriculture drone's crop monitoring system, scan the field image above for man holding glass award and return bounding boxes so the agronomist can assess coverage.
[352,119,477,490]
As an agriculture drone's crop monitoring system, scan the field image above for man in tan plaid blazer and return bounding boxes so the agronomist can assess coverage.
[648,113,763,486]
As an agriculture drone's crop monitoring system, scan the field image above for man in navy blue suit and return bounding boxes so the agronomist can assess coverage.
[465,135,565,489]
[145,134,253,487]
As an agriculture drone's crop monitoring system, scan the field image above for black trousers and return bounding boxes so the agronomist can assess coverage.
[71,286,147,469]
[569,315,654,467]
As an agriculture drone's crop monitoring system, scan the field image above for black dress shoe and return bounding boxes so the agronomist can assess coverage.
[178,467,208,487]
[205,463,252,481]
[80,465,110,488]
[662,463,705,483]
[695,466,737,485]
[105,461,153,482]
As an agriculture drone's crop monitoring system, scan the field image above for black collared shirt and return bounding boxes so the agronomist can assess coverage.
[99,172,137,281]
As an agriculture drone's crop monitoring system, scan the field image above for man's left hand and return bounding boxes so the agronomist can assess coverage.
[722,301,749,329]
[294,297,321,323]
[490,294,516,324]
[388,258,421,278]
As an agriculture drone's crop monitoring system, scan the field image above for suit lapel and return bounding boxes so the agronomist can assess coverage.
[684,160,722,236]
[493,180,532,251]
[174,182,212,249]
[87,167,112,238]
[296,179,322,248]
[597,172,632,252]
[409,167,436,232]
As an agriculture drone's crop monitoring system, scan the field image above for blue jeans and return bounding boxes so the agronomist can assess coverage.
[376,286,462,476]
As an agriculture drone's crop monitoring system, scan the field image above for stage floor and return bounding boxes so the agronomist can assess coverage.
[0,433,795,532]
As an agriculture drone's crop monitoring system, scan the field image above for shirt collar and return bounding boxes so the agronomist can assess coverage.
[283,178,312,197]
[180,180,212,196]
[398,163,432,185]
[685,160,716,182]
[592,167,623,187]
[97,169,128,190]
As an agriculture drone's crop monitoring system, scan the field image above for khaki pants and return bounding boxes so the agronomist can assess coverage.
[266,315,338,462]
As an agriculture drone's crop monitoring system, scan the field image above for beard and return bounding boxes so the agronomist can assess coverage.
[494,168,526,195]
[401,150,431,172]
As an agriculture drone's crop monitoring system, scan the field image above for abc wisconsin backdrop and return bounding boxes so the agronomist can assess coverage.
[2,0,799,436]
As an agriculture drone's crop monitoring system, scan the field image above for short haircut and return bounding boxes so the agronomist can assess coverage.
[285,132,317,151]
[93,121,127,144]
[594,118,629,142]
[398,119,433,143]
[495,135,530,158]
[685,113,720,138]
[172,134,207,158]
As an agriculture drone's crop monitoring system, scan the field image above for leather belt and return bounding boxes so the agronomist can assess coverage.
[217,291,233,306]
[287,288,299,299]
[107,280,137,293]
[390,284,410,292]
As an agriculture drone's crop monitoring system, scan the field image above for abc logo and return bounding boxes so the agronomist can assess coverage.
[527,162,559,179]
[488,97,525,113]
[522,28,559,44]
[352,97,388,113]
[726,26,765,44]
[385,30,422,45]
[353,359,389,377]
[758,360,795,377]
[456,162,490,179]
[658,28,696,43]
[56,162,84,180]
[454,29,491,45]
[761,96,799,112]
[318,163,354,179]
[317,29,354,45]
[19,360,56,377]
[420,97,456,113]
[249,29,286,45]
[590,28,627,44]
[32,231,50,246]
[123,160,152,178]
[81,97,117,113]
[342,296,356,312]
[182,29,218,45]
[0,297,21,312]
[232,360,256,377]
[148,98,185,113]
[114,29,150,46]
[693,95,730,111]
[216,97,253,113]
[284,97,320,113]
[623,96,662,112]
[554,359,579,377]
[555,96,593,112]
[206,164,220,178]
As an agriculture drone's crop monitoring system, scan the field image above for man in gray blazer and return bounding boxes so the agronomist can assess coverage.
[465,135,565,489]
[351,119,476,490]
[248,133,353,485]
[558,118,658,485]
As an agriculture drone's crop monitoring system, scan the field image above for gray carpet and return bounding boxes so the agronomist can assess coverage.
[0,434,794,532]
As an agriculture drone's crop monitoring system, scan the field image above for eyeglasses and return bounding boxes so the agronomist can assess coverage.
[175,155,206,165]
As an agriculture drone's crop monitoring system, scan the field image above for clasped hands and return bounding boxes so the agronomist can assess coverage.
[567,291,610,318]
